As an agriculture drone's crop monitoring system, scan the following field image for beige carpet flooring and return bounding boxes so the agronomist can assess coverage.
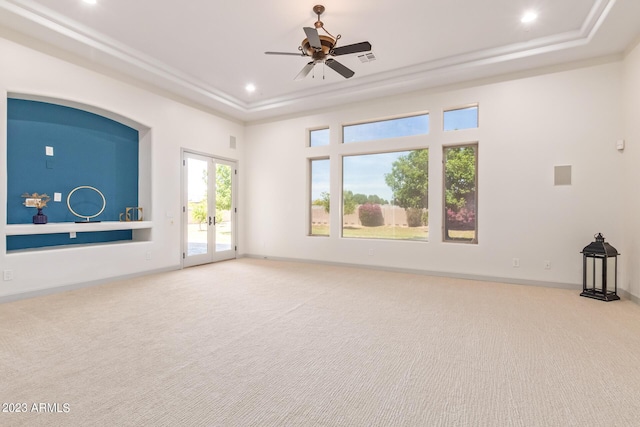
[1,258,640,426]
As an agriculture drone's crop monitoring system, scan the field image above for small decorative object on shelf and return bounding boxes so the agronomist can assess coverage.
[119,207,143,222]
[580,233,620,301]
[67,185,106,223]
[22,192,51,224]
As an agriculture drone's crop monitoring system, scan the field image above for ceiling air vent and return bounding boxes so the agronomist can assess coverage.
[358,52,376,63]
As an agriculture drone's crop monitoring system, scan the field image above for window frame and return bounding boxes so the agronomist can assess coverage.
[443,103,479,132]
[308,156,331,237]
[341,147,430,241]
[442,142,478,244]
[342,111,430,144]
[308,126,330,147]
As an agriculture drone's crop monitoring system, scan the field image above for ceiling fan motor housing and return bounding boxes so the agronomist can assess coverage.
[302,35,335,60]
[265,4,370,80]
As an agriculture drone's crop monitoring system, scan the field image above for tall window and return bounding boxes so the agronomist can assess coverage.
[310,158,330,236]
[342,150,428,240]
[343,114,429,143]
[443,144,478,243]
[443,105,478,131]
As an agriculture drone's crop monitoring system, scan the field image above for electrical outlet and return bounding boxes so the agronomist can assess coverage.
[512,258,520,268]
[145,251,152,260]
[3,270,13,281]
[544,260,551,270]
[368,249,374,256]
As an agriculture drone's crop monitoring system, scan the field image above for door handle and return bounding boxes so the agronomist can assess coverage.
[208,216,213,226]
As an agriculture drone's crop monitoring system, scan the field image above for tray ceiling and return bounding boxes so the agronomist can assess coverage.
[0,0,639,122]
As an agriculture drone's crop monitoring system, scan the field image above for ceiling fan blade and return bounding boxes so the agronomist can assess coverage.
[265,51,305,56]
[295,61,316,80]
[331,41,372,56]
[325,59,355,79]
[303,27,322,49]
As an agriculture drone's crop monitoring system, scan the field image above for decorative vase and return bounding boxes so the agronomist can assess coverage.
[33,208,48,224]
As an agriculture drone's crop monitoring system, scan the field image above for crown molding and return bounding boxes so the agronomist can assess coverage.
[0,0,617,121]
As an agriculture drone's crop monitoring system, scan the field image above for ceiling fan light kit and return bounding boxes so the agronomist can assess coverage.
[265,5,372,80]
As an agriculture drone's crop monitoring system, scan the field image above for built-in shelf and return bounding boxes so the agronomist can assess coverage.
[5,221,152,236]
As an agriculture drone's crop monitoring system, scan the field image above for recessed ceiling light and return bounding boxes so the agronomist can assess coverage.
[245,83,256,93]
[521,10,538,24]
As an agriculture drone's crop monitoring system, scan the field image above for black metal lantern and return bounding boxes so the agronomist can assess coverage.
[580,233,620,301]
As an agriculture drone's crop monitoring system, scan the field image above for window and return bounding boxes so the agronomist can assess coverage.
[309,128,330,147]
[343,114,429,143]
[310,158,330,236]
[342,150,428,240]
[443,105,478,131]
[443,144,478,243]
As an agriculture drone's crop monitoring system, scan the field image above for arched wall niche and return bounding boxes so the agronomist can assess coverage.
[6,92,152,250]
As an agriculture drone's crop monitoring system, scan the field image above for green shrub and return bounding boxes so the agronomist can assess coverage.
[358,203,384,227]
[405,207,424,227]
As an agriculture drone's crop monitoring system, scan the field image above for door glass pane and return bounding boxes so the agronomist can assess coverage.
[215,163,232,252]
[187,158,208,256]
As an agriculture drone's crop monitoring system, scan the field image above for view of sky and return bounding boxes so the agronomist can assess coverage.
[311,159,330,201]
[188,157,208,202]
[343,114,429,143]
[310,128,330,147]
[193,107,478,204]
[311,106,478,203]
[343,151,409,201]
[312,152,409,202]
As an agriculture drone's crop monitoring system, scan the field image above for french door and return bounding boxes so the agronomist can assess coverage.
[182,151,236,267]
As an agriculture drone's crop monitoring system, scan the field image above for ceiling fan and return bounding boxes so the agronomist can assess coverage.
[265,5,372,80]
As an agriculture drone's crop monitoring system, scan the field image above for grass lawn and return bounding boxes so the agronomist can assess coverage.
[446,230,475,241]
[311,224,428,240]
[311,224,475,241]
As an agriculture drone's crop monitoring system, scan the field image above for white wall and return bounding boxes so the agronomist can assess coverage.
[0,35,245,298]
[1,29,635,300]
[245,61,625,289]
[621,40,640,299]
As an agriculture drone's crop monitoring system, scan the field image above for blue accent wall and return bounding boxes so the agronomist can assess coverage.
[7,99,139,250]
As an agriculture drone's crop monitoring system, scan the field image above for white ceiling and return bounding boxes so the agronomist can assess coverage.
[0,0,639,122]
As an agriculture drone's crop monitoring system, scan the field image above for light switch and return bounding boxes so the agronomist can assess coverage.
[46,146,54,156]
[54,192,62,202]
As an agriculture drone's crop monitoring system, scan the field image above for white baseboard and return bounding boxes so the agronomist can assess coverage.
[5,255,638,306]
[241,254,640,304]
[0,265,181,304]
[619,289,640,304]
[240,253,580,290]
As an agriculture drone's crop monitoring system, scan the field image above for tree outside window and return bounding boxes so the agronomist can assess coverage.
[444,144,477,242]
